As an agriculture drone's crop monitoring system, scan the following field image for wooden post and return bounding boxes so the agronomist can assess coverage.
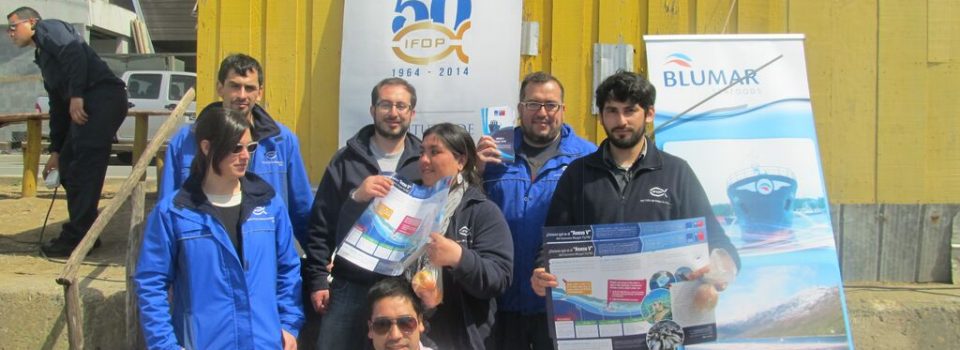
[952,212,960,285]
[126,182,146,349]
[155,148,165,193]
[22,118,42,197]
[133,112,148,166]
[64,283,84,350]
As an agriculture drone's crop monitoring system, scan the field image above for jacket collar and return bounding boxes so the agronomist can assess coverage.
[346,124,423,171]
[512,123,584,156]
[586,136,663,173]
[456,183,488,211]
[173,171,276,218]
[205,101,281,140]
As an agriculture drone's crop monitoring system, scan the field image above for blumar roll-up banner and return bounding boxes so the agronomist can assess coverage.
[338,0,521,145]
[644,35,855,349]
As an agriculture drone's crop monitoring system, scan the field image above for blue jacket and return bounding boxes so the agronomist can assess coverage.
[159,102,313,245]
[136,173,305,350]
[482,124,596,314]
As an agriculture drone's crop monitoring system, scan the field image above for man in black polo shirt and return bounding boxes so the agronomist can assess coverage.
[532,71,740,304]
[8,6,127,257]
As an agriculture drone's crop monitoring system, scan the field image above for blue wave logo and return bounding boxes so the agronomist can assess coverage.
[391,0,472,64]
[664,53,693,68]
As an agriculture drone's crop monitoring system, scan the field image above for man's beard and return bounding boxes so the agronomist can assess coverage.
[606,124,645,149]
[522,123,560,146]
[375,121,408,140]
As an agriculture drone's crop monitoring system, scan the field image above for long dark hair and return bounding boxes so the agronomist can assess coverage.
[190,104,251,179]
[422,123,481,188]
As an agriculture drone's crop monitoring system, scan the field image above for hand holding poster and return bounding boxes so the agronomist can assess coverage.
[545,218,719,350]
[336,175,450,276]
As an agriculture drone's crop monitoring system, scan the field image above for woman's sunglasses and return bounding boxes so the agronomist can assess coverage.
[232,141,259,154]
[369,316,418,335]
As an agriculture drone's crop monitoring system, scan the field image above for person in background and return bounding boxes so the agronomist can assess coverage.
[8,6,127,257]
[136,105,303,350]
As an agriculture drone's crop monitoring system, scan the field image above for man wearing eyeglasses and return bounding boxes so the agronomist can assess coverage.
[477,72,596,350]
[304,77,423,350]
[160,54,313,247]
[7,7,127,257]
[367,277,437,350]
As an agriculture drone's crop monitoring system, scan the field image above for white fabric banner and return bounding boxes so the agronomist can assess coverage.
[645,35,854,349]
[338,0,521,144]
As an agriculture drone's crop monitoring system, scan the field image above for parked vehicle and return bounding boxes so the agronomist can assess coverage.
[36,70,197,164]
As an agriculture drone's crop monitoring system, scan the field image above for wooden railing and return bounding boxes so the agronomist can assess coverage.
[0,110,178,197]
[48,88,195,349]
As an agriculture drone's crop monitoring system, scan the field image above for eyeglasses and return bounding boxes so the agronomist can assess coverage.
[520,101,562,113]
[7,19,29,32]
[375,101,411,112]
[369,316,419,335]
[232,141,258,154]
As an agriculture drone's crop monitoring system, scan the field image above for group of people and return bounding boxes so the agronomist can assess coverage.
[10,6,739,350]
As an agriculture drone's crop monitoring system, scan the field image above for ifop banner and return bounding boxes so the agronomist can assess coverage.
[338,0,521,145]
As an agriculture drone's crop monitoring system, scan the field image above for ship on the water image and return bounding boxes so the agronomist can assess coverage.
[726,166,798,244]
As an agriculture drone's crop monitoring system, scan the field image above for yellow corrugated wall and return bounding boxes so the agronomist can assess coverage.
[196,0,959,204]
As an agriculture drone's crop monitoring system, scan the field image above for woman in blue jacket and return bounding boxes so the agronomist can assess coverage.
[135,105,304,350]
[353,123,513,349]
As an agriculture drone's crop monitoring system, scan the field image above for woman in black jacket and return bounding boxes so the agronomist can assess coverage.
[416,123,513,350]
[353,123,513,349]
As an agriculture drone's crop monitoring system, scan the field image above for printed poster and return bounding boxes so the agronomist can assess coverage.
[337,175,450,276]
[545,218,721,350]
[644,34,855,349]
[339,0,522,144]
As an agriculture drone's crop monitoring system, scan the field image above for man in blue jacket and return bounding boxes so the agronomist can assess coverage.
[8,7,128,257]
[159,54,313,245]
[303,77,423,350]
[478,72,596,350]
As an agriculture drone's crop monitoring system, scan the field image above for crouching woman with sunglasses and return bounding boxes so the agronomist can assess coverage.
[135,105,304,350]
[367,277,437,350]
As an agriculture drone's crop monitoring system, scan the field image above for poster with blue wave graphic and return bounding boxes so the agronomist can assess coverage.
[644,34,854,349]
[337,175,450,276]
[545,219,723,350]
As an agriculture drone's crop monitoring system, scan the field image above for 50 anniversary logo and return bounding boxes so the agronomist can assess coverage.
[391,0,472,65]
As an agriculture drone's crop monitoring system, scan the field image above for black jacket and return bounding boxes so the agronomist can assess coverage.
[33,19,123,153]
[302,125,423,291]
[543,138,741,269]
[428,185,513,350]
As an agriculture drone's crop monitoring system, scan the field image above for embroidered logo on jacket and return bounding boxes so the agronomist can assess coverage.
[252,206,268,216]
[265,151,279,161]
[649,187,669,198]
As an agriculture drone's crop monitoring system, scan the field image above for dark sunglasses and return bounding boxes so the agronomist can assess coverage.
[369,316,418,335]
[232,141,258,154]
